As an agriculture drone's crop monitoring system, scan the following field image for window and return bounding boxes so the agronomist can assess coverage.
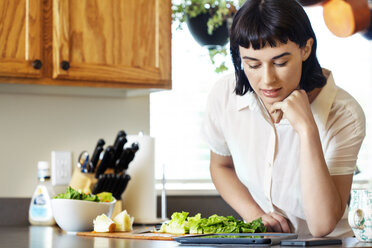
[150,21,226,193]
[150,6,372,193]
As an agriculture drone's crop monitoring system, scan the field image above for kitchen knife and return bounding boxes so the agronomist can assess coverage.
[112,175,124,199]
[115,143,139,174]
[77,151,90,173]
[89,143,104,173]
[92,174,105,194]
[95,146,114,178]
[113,136,127,163]
[114,148,127,174]
[113,130,126,149]
[104,173,115,193]
[132,226,157,234]
[113,174,131,199]
[124,143,139,170]
[109,174,121,198]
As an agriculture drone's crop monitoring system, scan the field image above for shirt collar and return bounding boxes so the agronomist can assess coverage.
[236,90,260,111]
[236,69,337,129]
[310,69,337,130]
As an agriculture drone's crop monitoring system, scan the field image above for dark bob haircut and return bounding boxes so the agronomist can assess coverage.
[230,0,326,95]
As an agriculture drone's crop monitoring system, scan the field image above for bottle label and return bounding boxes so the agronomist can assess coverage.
[30,187,50,220]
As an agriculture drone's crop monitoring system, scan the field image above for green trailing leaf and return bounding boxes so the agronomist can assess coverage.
[172,1,249,73]
[208,47,228,73]
[173,0,237,33]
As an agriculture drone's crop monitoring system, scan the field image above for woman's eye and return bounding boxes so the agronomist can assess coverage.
[248,64,261,69]
[274,61,288,67]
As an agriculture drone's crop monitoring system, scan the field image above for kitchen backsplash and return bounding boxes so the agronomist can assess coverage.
[0,85,150,197]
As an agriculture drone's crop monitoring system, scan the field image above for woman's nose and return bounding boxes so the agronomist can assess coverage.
[263,65,276,85]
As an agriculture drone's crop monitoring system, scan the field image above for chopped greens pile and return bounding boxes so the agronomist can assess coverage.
[53,186,114,202]
[160,211,266,234]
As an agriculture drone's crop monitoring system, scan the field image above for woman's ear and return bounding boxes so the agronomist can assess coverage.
[302,38,313,61]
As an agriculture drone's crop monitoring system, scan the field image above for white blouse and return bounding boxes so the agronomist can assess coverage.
[202,70,365,237]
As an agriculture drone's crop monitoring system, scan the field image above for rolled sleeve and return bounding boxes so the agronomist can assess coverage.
[324,104,366,175]
[201,79,231,156]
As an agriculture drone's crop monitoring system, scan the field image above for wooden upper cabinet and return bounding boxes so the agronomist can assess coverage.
[52,0,171,87]
[0,0,171,89]
[0,0,42,78]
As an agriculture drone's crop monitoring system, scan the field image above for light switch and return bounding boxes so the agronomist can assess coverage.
[51,151,72,186]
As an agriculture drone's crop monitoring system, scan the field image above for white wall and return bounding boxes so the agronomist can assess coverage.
[0,84,150,197]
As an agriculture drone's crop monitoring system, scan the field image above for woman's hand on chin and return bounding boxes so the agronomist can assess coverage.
[269,89,317,134]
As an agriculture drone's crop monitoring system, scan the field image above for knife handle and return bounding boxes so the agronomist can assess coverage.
[90,146,104,172]
[113,136,127,162]
[95,146,113,178]
[104,173,115,193]
[113,174,131,199]
[113,130,126,148]
[97,138,105,147]
[92,174,105,194]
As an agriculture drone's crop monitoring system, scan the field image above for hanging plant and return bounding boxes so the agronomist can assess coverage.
[172,0,245,73]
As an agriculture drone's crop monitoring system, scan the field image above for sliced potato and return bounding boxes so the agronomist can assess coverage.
[113,210,134,232]
[93,214,116,233]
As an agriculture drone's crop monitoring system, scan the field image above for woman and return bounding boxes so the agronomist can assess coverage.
[202,0,365,237]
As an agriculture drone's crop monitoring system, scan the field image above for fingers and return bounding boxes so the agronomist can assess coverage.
[270,212,291,233]
[269,89,307,119]
[271,110,283,123]
[270,101,285,113]
[261,212,291,233]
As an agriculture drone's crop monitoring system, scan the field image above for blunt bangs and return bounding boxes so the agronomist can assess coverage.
[231,1,309,51]
[230,0,326,95]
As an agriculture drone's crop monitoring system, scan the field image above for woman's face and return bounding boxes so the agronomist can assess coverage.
[239,40,312,109]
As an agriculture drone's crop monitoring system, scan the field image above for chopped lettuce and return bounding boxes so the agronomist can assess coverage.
[160,211,190,234]
[53,186,114,203]
[188,213,204,234]
[97,192,115,202]
[160,211,266,234]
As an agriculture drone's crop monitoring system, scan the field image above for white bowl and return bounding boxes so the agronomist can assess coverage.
[51,198,116,232]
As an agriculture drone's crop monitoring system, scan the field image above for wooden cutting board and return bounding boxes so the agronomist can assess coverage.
[76,231,186,241]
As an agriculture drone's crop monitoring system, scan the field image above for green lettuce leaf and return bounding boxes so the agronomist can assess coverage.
[160,212,266,234]
[161,211,190,234]
[187,213,204,234]
[53,186,100,202]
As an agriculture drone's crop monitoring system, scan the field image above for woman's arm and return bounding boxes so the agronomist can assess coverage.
[299,123,352,237]
[270,89,352,237]
[210,151,290,232]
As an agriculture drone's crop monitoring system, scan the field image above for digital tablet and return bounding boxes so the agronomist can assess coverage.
[280,238,342,246]
[174,233,298,245]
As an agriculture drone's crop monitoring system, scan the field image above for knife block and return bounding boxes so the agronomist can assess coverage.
[111,199,122,218]
[69,167,97,193]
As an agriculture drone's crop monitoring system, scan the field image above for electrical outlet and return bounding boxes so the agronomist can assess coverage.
[51,151,72,186]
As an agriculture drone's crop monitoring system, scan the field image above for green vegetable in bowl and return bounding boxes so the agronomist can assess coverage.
[97,192,115,203]
[53,186,114,202]
[160,211,266,234]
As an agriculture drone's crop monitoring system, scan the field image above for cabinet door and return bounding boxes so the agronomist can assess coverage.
[53,0,171,87]
[0,0,43,77]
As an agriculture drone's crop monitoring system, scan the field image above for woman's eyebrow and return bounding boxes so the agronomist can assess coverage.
[272,52,291,60]
[242,52,291,61]
[242,56,258,61]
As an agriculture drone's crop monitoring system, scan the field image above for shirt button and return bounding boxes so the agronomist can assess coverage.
[268,162,272,167]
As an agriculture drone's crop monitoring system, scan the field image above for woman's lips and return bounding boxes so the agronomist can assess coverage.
[261,88,281,98]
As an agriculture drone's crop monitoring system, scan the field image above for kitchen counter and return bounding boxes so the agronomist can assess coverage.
[0,226,370,248]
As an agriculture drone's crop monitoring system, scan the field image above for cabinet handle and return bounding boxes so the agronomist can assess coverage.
[32,59,42,70]
[61,61,70,71]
